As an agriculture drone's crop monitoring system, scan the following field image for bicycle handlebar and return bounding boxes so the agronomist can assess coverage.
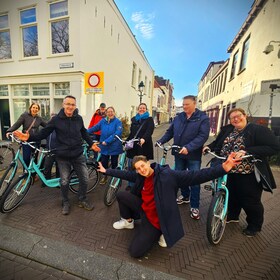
[204,149,255,161]
[155,142,182,152]
[115,135,140,144]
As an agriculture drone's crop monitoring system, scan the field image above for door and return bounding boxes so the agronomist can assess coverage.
[0,100,11,140]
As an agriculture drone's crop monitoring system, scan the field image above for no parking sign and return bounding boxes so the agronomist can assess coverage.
[85,72,104,94]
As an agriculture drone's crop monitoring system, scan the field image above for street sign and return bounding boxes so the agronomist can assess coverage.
[84,72,104,94]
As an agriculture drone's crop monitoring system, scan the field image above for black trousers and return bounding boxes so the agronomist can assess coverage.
[116,191,161,258]
[227,173,264,231]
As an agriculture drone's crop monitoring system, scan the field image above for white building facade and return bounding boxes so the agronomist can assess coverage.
[0,0,154,139]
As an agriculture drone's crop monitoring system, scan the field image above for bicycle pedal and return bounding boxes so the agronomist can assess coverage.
[204,185,212,191]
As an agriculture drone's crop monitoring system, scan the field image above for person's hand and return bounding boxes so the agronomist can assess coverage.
[140,138,145,146]
[202,146,210,154]
[91,142,101,152]
[97,162,106,173]
[222,152,242,172]
[234,150,246,158]
[102,141,107,146]
[13,131,29,141]
[6,132,12,139]
[155,141,161,147]
[179,147,188,155]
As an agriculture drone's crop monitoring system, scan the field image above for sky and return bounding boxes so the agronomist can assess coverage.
[114,0,254,105]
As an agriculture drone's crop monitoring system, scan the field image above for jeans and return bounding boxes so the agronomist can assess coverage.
[56,154,88,203]
[175,156,201,208]
[101,154,119,169]
[127,158,134,188]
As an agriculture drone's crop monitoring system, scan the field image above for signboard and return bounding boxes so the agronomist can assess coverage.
[59,62,74,69]
[85,72,104,94]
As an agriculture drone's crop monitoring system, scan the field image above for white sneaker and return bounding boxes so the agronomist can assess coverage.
[190,208,200,220]
[113,218,134,230]
[158,234,167,247]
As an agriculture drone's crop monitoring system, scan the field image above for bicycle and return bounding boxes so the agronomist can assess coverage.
[0,142,15,172]
[103,135,139,207]
[203,149,254,245]
[0,136,99,213]
[155,142,181,166]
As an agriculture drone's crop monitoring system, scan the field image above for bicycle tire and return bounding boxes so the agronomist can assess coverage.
[206,190,227,245]
[0,163,18,197]
[103,176,122,206]
[0,173,31,213]
[0,145,15,171]
[69,164,100,194]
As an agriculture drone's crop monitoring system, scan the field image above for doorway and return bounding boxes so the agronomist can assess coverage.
[0,100,11,140]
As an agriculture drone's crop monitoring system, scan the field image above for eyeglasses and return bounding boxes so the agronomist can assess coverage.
[64,103,76,107]
[229,113,243,121]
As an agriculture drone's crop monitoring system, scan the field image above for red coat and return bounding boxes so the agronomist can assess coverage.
[88,110,103,135]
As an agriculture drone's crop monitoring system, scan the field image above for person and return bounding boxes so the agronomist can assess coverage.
[13,95,96,215]
[125,103,154,190]
[157,95,210,220]
[87,106,123,184]
[203,108,280,237]
[97,153,242,258]
[6,102,47,167]
[88,103,106,158]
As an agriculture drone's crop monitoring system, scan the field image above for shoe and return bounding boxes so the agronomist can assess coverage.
[158,234,167,247]
[242,228,259,237]
[62,202,70,215]
[99,176,108,185]
[113,218,134,230]
[226,217,239,224]
[176,195,190,205]
[78,200,94,211]
[190,208,200,220]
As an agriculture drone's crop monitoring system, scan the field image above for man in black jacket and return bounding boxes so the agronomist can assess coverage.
[14,95,95,215]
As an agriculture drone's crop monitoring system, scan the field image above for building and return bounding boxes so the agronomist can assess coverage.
[0,0,154,139]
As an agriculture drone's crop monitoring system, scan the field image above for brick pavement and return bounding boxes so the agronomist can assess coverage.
[0,124,280,279]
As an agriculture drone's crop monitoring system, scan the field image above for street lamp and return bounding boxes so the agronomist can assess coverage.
[263,40,280,58]
[138,81,145,103]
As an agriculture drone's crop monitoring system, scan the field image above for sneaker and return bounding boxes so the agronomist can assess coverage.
[190,208,200,220]
[62,202,70,215]
[176,195,190,205]
[99,176,108,185]
[226,217,239,224]
[158,234,167,247]
[242,228,259,237]
[78,200,94,211]
[113,218,134,230]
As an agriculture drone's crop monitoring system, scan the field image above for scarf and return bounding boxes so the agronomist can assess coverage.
[135,111,149,121]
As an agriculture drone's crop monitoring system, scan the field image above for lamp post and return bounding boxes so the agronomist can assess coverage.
[138,81,145,103]
[268,84,280,129]
[263,40,280,58]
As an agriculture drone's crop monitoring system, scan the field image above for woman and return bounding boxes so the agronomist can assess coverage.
[87,106,123,184]
[126,103,154,190]
[97,153,241,258]
[203,108,280,237]
[6,102,47,166]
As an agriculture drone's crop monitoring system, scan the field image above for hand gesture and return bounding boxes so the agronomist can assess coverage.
[91,142,101,152]
[13,131,30,141]
[222,152,242,172]
[97,162,106,173]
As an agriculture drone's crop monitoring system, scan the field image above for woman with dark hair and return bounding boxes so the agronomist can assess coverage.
[6,102,47,166]
[125,103,154,190]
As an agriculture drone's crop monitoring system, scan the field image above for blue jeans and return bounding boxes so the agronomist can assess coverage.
[127,158,134,188]
[56,154,88,203]
[174,156,201,209]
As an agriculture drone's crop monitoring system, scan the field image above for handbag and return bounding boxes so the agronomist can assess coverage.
[124,119,147,151]
[254,161,274,193]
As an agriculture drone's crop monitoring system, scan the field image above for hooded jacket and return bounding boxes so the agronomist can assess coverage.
[158,109,210,160]
[105,162,226,247]
[88,109,105,136]
[29,108,93,159]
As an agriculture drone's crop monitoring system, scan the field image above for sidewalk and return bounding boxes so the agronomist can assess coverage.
[0,124,280,280]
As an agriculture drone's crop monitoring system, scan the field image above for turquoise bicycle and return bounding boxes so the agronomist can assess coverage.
[0,136,99,213]
[0,142,15,171]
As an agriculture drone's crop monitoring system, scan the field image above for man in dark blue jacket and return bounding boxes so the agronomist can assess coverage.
[157,95,210,220]
[14,95,95,215]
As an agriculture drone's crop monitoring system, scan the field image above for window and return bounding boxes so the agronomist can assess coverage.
[0,85,8,96]
[13,85,29,96]
[32,84,49,96]
[131,62,136,87]
[20,8,38,57]
[138,69,142,85]
[50,0,69,54]
[240,37,250,71]
[0,14,12,59]
[144,76,147,94]
[54,82,70,96]
[230,51,238,80]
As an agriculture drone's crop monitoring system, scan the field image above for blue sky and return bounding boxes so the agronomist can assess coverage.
[114,0,254,105]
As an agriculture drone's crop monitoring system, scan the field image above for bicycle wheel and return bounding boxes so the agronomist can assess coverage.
[0,173,31,213]
[0,145,15,171]
[69,164,100,194]
[103,176,122,206]
[0,163,18,197]
[206,190,227,245]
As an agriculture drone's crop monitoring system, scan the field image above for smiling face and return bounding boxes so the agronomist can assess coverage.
[183,97,196,116]
[106,107,115,119]
[29,104,40,117]
[229,110,247,130]
[63,97,76,117]
[138,103,147,115]
[134,160,153,177]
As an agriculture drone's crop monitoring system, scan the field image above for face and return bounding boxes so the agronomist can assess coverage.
[229,111,247,130]
[138,104,147,115]
[183,98,196,115]
[100,106,106,113]
[106,108,115,119]
[63,97,76,117]
[134,160,153,177]
[30,105,40,116]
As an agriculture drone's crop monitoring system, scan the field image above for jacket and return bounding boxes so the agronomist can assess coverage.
[88,109,104,136]
[207,123,280,190]
[87,117,123,156]
[158,109,210,160]
[105,162,226,247]
[126,116,154,160]
[29,108,93,159]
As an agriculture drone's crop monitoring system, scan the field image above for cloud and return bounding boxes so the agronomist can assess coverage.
[131,11,155,40]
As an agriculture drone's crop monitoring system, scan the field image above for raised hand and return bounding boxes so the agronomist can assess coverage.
[222,152,242,172]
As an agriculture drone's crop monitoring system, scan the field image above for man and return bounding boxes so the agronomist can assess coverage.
[157,95,210,220]
[88,103,106,141]
[14,95,95,215]
[97,153,241,258]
